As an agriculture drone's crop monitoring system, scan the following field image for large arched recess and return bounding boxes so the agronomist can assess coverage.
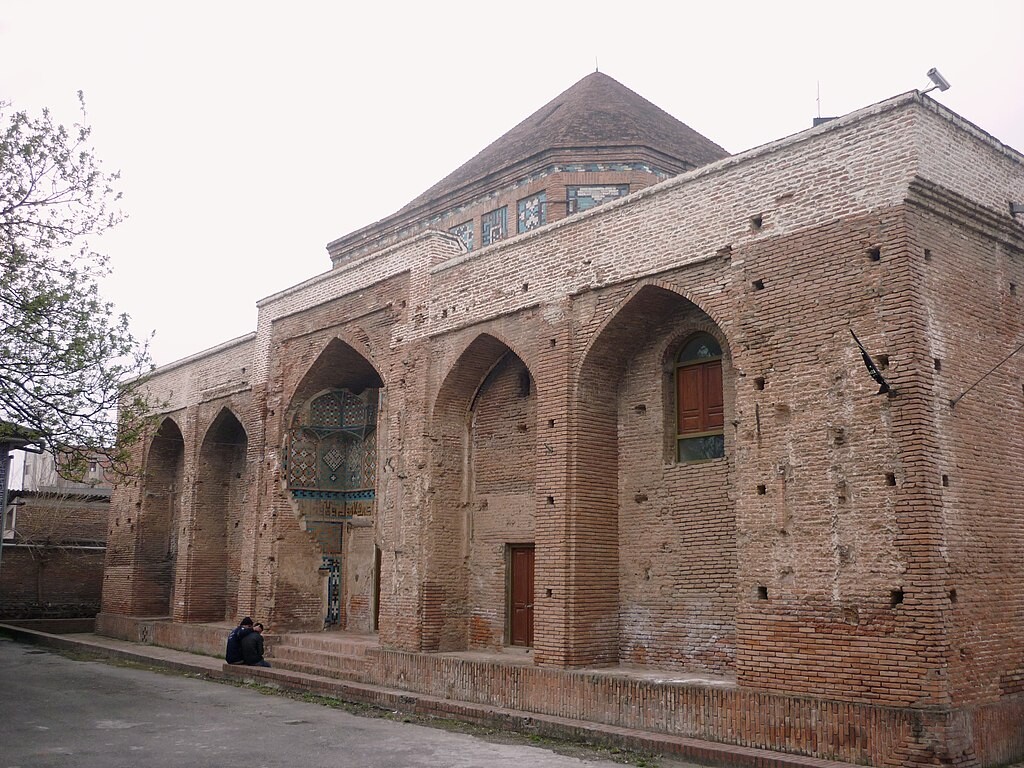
[280,337,385,631]
[572,282,738,673]
[183,408,248,622]
[136,417,185,616]
[424,333,537,652]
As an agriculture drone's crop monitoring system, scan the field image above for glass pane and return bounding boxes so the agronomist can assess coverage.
[678,434,725,462]
[678,334,721,363]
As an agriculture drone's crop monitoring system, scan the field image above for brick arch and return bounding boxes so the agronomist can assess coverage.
[278,338,385,632]
[424,333,537,651]
[136,416,185,616]
[570,282,738,672]
[181,407,248,622]
[286,335,385,418]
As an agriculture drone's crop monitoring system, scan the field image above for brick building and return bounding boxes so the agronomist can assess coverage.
[98,73,1024,767]
[2,451,110,620]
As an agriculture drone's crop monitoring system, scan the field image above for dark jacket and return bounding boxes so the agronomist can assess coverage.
[240,629,265,666]
[225,626,252,664]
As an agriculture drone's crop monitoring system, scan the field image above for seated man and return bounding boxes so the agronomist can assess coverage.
[225,617,253,664]
[240,622,271,667]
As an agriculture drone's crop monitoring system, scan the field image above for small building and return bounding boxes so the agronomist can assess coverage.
[98,73,1024,767]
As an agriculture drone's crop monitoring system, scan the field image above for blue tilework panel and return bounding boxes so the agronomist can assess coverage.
[481,206,507,246]
[449,220,474,251]
[567,184,630,213]
[517,191,547,234]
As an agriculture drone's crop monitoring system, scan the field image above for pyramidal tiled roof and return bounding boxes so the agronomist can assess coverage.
[398,72,728,215]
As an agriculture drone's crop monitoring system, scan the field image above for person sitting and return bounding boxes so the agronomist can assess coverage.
[240,622,271,667]
[225,617,254,664]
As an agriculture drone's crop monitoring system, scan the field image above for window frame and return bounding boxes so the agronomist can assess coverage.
[673,333,725,463]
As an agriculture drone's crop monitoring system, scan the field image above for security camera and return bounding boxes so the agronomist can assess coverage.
[923,68,951,94]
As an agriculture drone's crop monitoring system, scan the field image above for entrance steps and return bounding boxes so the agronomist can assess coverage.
[265,631,377,682]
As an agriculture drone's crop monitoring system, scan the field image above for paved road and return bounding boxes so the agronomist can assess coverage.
[0,637,633,768]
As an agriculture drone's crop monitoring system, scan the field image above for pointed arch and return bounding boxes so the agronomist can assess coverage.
[570,282,738,672]
[280,336,385,632]
[185,407,249,621]
[424,333,538,651]
[136,416,185,616]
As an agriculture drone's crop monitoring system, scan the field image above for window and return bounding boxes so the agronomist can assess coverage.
[675,333,724,461]
[481,206,507,246]
[517,191,546,233]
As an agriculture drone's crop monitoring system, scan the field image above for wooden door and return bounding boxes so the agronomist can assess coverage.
[509,544,535,647]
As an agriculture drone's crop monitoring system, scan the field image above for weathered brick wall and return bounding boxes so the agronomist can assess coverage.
[101,92,1024,766]
[0,547,105,618]
[907,181,1024,756]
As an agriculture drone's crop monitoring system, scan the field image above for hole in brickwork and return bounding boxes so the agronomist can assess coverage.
[885,473,896,486]
[750,214,764,230]
[546,496,555,505]
[831,427,846,446]
[942,474,950,487]
[949,588,958,603]
[546,588,553,598]
[269,410,275,416]
[241,367,246,374]
[876,354,889,369]
[549,338,556,347]
[634,492,648,503]
[400,300,407,308]
[521,282,529,292]
[890,588,904,608]
[752,279,765,291]
[634,404,647,414]
[548,419,555,428]
[934,358,942,371]
[756,585,768,600]
[924,248,932,261]
[441,308,448,318]
[757,484,767,495]
[867,246,881,262]
[754,376,765,390]
[1012,283,1018,296]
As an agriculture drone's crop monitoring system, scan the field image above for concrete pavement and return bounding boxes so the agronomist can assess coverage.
[0,636,649,768]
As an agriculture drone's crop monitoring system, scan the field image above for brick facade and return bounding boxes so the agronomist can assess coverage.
[99,79,1024,767]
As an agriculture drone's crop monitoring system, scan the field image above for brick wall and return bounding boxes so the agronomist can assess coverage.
[100,92,1024,766]
[0,546,105,618]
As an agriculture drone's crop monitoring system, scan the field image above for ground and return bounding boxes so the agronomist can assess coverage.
[0,637,692,768]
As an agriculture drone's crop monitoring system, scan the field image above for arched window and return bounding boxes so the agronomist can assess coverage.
[675,333,724,462]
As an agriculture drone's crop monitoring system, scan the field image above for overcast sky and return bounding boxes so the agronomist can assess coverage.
[3,1,1023,367]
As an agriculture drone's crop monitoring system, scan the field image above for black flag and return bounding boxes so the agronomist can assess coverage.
[850,329,890,395]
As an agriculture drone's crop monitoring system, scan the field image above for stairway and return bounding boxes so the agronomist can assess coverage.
[264,631,377,682]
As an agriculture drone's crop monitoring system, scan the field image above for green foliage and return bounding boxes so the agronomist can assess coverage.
[0,94,154,478]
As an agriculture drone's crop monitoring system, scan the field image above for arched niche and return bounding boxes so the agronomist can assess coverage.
[573,283,738,672]
[137,417,185,616]
[279,338,385,631]
[425,333,537,651]
[186,408,248,621]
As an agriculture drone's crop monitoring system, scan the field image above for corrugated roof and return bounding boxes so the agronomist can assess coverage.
[397,71,728,215]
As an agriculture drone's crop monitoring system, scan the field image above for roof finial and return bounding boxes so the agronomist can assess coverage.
[595,56,599,73]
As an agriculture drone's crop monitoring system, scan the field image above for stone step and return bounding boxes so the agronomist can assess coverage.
[268,644,369,671]
[270,632,377,656]
[267,657,366,682]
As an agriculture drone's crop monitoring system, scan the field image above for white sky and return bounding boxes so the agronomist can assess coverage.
[2,1,1023,368]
